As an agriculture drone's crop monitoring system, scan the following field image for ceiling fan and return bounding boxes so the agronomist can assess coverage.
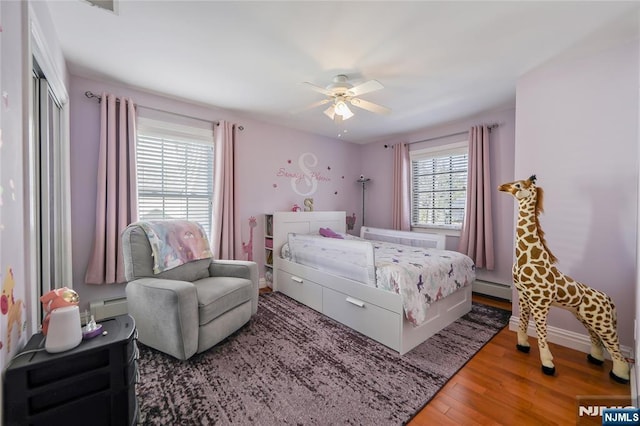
[297,74,391,123]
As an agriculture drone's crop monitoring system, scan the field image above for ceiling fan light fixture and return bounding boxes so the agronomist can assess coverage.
[334,101,353,119]
[297,74,391,123]
[323,105,336,120]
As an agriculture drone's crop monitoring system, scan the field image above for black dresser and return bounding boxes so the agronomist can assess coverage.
[3,314,138,426]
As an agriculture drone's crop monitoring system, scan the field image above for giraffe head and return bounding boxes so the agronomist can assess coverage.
[498,175,537,200]
[499,175,557,264]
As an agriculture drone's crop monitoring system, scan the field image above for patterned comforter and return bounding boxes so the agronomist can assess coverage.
[370,240,475,326]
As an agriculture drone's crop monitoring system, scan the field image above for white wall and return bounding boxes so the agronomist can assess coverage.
[514,38,638,347]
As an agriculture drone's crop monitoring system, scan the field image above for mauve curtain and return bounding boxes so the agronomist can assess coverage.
[213,121,236,260]
[457,125,494,270]
[85,93,139,284]
[392,142,411,231]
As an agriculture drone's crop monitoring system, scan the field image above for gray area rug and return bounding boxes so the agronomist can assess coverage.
[136,291,510,425]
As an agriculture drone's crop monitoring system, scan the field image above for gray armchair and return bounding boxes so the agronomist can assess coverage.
[121,222,259,360]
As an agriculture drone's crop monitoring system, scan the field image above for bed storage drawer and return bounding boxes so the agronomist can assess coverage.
[277,269,323,312]
[322,287,400,350]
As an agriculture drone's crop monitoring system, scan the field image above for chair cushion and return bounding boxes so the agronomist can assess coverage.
[194,276,253,325]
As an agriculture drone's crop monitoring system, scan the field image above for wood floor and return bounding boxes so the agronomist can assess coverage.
[409,294,632,426]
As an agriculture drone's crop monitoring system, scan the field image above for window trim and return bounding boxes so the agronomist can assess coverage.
[410,141,468,234]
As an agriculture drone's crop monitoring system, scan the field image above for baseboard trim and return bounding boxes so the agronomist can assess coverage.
[473,280,512,301]
[509,316,633,358]
[631,352,638,406]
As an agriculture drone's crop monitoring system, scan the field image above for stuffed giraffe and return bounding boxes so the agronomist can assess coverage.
[499,175,629,384]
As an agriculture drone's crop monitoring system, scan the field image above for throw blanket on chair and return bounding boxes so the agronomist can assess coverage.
[136,220,213,274]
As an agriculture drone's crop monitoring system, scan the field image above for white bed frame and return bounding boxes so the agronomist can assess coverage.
[272,211,472,355]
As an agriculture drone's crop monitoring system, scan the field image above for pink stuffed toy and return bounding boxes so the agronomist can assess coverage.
[40,287,79,335]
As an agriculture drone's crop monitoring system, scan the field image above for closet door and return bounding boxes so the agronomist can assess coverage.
[32,68,64,324]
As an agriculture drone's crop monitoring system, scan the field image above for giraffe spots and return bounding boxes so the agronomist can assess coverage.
[518,240,528,252]
[517,228,525,237]
[522,266,534,277]
[517,253,528,267]
[535,265,547,276]
[557,286,567,299]
[530,246,543,260]
[524,235,537,245]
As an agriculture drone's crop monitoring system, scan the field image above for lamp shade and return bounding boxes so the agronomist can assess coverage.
[45,305,82,353]
[335,101,353,119]
[323,105,336,120]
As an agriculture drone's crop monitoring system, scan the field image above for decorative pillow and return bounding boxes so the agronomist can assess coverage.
[319,227,344,239]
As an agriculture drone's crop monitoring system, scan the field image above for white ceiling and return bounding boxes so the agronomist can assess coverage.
[45,1,639,144]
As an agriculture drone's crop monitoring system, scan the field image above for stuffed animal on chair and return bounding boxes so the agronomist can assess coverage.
[40,287,80,335]
[499,175,629,384]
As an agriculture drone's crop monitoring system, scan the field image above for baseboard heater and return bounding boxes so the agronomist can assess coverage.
[89,297,128,321]
[472,280,512,301]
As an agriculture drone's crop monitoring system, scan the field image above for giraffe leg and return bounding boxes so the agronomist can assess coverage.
[573,311,605,365]
[601,336,629,384]
[586,300,629,384]
[580,294,629,384]
[516,294,531,353]
[533,302,555,375]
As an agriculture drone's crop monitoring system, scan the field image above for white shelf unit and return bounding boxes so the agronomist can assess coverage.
[264,213,274,288]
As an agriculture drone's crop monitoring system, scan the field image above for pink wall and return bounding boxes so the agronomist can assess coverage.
[69,75,362,311]
[0,0,29,375]
[515,39,638,346]
[358,107,517,288]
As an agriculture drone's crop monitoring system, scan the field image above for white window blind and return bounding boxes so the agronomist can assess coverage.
[136,113,215,237]
[411,143,468,229]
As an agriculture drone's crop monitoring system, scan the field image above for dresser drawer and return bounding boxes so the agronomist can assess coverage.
[277,269,322,312]
[323,287,400,350]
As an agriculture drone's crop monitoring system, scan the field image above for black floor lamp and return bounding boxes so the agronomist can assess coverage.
[357,175,370,226]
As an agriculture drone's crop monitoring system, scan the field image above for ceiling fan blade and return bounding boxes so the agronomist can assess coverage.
[349,98,391,115]
[302,81,332,96]
[346,79,383,97]
[290,98,331,114]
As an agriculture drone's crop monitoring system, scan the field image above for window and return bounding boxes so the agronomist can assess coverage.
[411,142,468,229]
[136,112,215,236]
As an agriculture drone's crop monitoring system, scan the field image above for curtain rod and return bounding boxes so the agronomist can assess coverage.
[84,90,244,130]
[407,123,499,145]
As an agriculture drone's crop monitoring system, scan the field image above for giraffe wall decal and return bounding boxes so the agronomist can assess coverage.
[1,268,23,352]
[499,175,629,383]
[242,216,257,261]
